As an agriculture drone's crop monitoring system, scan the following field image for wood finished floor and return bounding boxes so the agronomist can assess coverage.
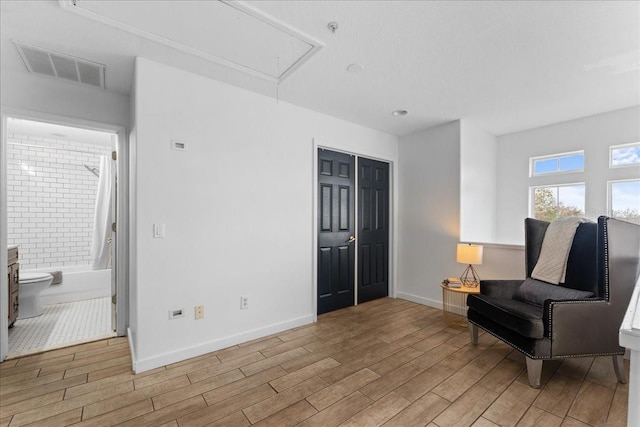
[0,298,629,427]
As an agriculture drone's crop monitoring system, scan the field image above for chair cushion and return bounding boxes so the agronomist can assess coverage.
[513,278,594,307]
[467,294,544,339]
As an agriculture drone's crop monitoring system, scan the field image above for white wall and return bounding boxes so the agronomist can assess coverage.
[478,244,525,280]
[1,71,129,130]
[397,121,461,307]
[397,120,526,309]
[127,78,138,354]
[496,106,640,244]
[460,121,498,243]
[460,119,525,281]
[130,57,398,372]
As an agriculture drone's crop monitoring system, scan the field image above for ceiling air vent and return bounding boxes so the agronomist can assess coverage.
[13,41,105,89]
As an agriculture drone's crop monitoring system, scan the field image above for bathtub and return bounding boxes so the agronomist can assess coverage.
[24,265,112,306]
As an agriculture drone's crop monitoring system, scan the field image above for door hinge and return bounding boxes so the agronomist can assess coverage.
[112,222,117,232]
[112,151,117,161]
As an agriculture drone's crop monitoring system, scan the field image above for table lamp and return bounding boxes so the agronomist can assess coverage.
[457,243,483,287]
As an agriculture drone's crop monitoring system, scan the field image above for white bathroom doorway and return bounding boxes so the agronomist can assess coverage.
[0,112,127,360]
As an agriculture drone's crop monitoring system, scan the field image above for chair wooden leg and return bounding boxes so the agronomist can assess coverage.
[613,354,627,384]
[469,323,478,345]
[526,357,543,389]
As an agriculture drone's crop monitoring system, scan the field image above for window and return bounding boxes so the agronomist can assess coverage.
[610,143,640,168]
[531,151,584,176]
[531,184,585,221]
[609,180,640,224]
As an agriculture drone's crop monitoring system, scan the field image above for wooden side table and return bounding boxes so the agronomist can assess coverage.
[440,283,480,329]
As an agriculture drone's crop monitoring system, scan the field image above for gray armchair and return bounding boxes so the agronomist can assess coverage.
[467,216,640,388]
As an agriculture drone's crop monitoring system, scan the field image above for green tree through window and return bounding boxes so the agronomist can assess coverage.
[533,187,584,221]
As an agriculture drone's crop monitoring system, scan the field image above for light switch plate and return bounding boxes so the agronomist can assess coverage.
[154,224,165,238]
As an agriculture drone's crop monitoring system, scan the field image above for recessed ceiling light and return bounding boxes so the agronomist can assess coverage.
[51,133,68,138]
[392,110,408,117]
[346,63,364,73]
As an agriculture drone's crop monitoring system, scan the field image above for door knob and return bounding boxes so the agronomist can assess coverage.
[346,236,356,243]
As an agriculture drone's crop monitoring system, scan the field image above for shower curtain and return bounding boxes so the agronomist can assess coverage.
[90,155,112,270]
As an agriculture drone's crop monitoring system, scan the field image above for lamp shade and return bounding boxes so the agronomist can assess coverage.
[457,243,483,265]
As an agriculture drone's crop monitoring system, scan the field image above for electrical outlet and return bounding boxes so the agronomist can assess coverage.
[195,305,204,320]
[240,296,249,310]
[168,308,184,319]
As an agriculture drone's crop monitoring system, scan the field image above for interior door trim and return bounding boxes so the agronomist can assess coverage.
[0,107,129,361]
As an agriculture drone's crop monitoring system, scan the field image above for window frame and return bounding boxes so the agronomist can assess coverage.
[529,150,585,177]
[529,182,586,221]
[609,142,640,169]
[608,178,640,221]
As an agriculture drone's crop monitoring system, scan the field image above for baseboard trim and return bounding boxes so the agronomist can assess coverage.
[127,327,137,372]
[132,315,314,373]
[397,291,441,310]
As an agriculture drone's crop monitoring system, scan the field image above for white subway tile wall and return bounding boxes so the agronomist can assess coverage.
[7,133,112,269]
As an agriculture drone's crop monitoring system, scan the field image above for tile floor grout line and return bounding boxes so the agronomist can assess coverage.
[8,297,114,358]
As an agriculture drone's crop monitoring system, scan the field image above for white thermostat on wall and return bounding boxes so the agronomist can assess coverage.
[171,139,187,151]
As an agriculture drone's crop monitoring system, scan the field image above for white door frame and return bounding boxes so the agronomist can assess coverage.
[311,138,397,322]
[0,108,129,361]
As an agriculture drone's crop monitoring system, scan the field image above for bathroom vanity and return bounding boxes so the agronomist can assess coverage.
[7,246,19,327]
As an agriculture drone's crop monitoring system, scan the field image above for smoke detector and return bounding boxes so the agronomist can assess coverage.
[13,41,106,89]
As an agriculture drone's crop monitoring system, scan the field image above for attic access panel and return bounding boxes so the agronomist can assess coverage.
[59,0,323,82]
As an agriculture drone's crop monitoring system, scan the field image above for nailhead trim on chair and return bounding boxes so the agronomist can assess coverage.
[603,218,609,301]
[468,320,536,357]
[546,218,610,354]
[547,299,609,343]
[468,319,623,360]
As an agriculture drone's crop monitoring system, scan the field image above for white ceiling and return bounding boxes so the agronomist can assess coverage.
[59,0,323,82]
[1,0,638,137]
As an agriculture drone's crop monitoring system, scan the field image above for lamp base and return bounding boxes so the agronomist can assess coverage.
[460,265,480,287]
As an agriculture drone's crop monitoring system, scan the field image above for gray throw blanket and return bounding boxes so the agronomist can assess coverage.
[531,217,592,284]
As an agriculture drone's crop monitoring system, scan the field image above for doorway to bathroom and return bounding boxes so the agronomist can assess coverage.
[2,116,121,358]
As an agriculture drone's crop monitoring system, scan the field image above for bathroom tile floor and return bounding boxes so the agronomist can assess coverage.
[7,297,115,358]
